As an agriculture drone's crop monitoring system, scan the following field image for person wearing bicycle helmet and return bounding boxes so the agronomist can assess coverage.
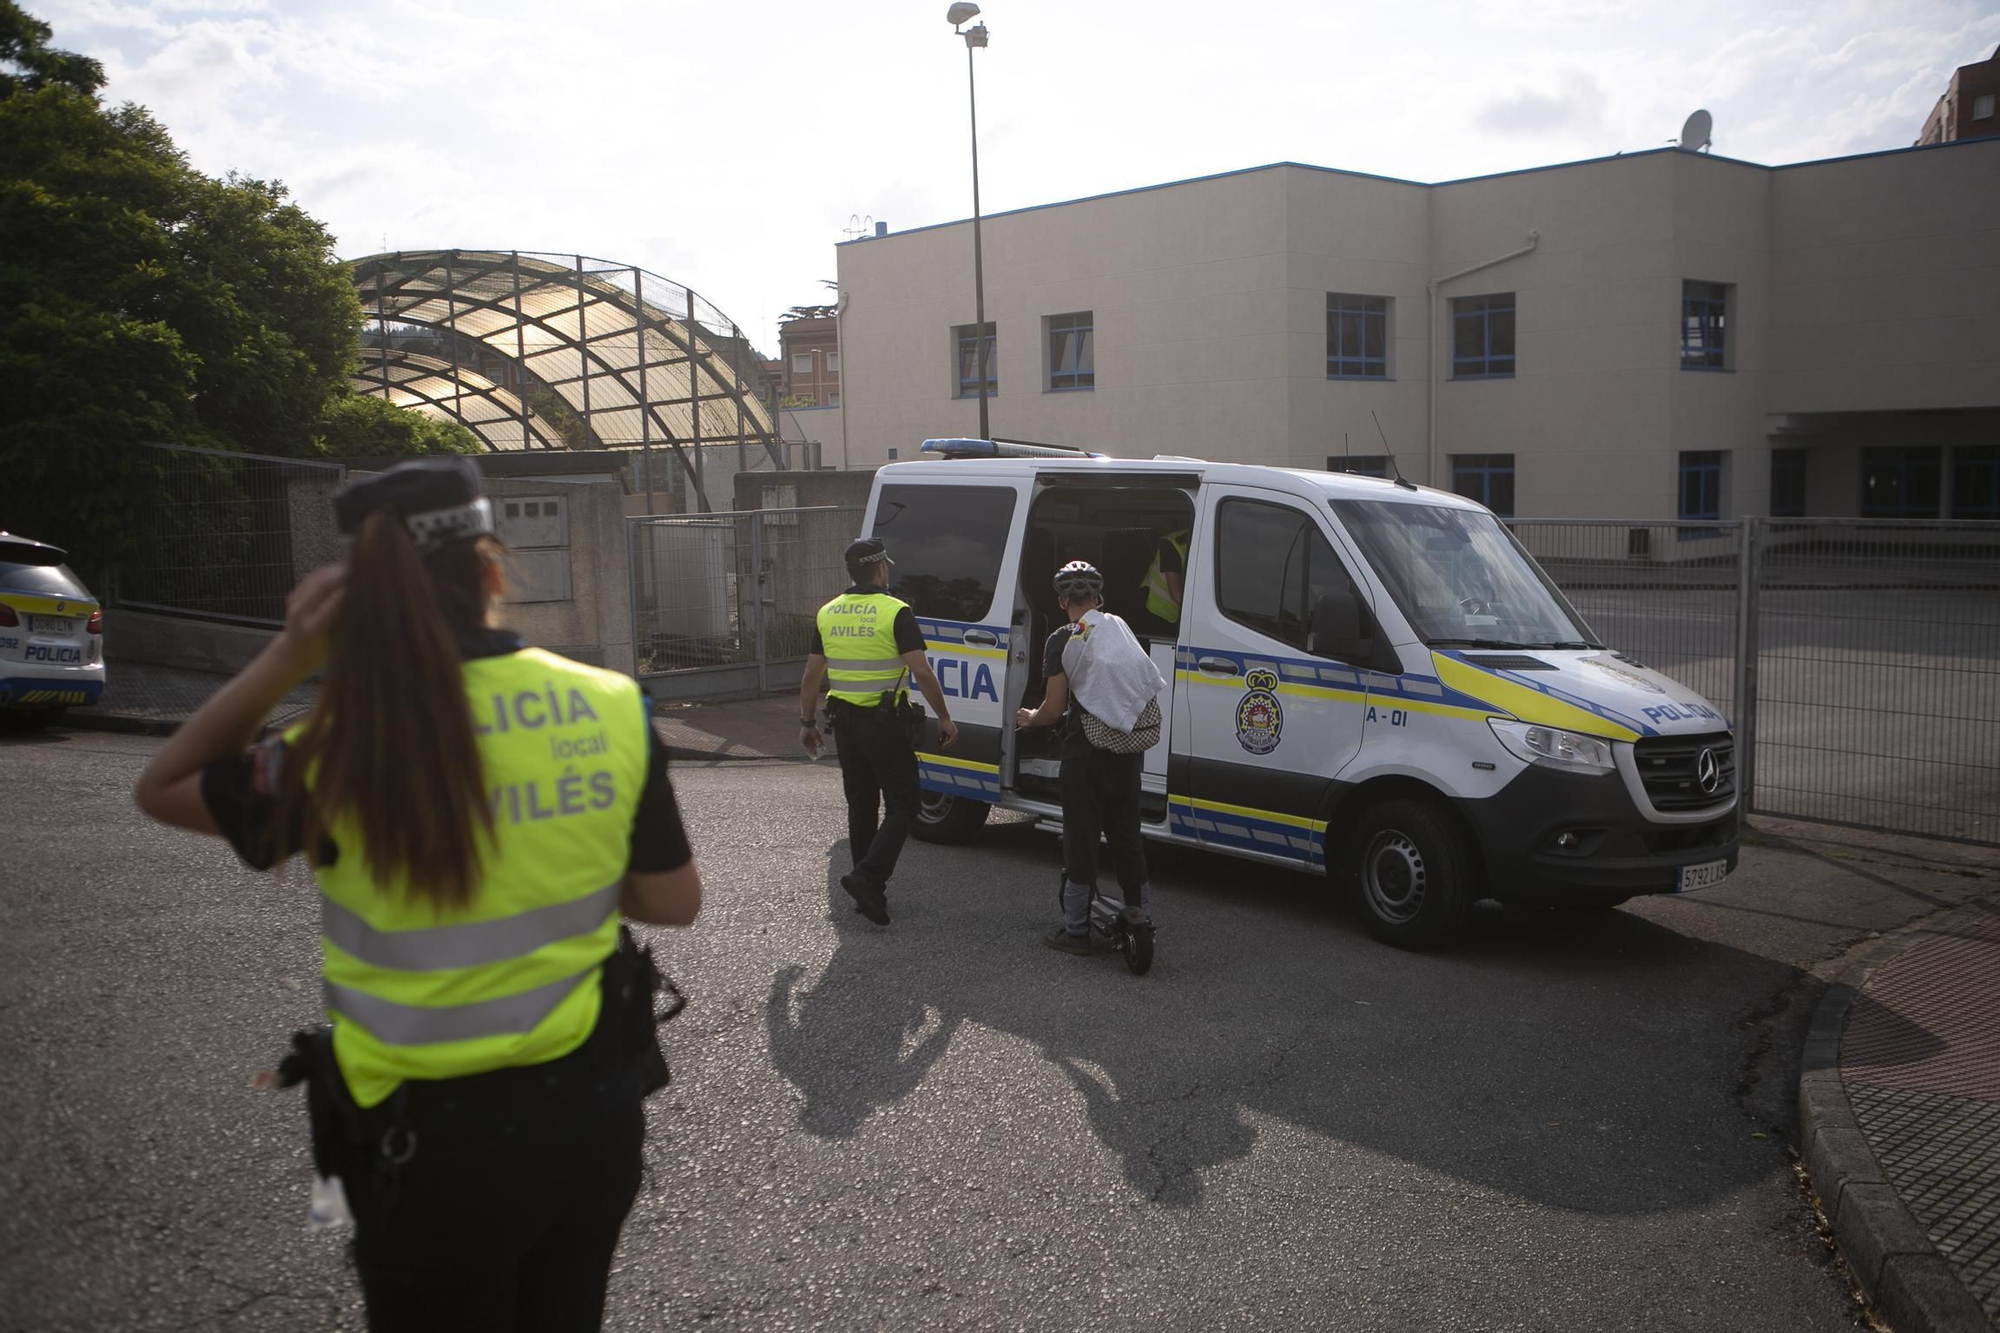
[1015,560,1154,955]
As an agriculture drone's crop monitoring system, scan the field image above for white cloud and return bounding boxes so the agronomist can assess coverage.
[30,0,2000,350]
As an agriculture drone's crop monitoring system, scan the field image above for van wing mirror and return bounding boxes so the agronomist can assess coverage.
[1307,590,1371,663]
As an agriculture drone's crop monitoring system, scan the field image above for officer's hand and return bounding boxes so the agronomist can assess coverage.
[800,725,822,758]
[936,716,959,748]
[1014,707,1036,730]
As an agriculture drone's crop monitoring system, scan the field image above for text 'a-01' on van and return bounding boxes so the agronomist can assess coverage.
[879,440,1738,948]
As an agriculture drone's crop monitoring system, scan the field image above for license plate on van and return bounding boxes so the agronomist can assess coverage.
[1677,859,1729,892]
[29,615,77,634]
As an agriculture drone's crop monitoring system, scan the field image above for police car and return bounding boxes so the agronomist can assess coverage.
[0,534,105,732]
[878,441,1739,947]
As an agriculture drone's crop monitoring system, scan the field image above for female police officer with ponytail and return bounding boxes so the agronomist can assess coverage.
[135,458,702,1332]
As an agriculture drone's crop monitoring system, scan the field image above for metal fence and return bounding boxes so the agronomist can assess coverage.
[629,505,863,702]
[109,442,346,624]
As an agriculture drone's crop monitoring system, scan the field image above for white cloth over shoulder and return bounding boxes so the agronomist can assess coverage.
[1061,610,1168,733]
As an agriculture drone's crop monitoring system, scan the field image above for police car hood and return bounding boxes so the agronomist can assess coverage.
[1427,647,1729,744]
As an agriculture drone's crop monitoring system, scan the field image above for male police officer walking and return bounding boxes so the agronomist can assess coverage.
[800,537,958,925]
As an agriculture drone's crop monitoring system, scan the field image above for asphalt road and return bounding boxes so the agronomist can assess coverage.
[3,731,1997,1332]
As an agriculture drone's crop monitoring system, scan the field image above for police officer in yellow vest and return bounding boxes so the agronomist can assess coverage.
[1140,528,1190,634]
[135,458,702,1332]
[799,537,958,926]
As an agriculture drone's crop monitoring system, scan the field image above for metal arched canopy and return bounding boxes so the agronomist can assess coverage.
[348,250,781,511]
[352,345,565,452]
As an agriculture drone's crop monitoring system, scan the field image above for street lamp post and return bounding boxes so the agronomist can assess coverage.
[948,3,991,441]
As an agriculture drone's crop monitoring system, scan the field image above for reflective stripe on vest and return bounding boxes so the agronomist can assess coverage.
[1142,530,1191,624]
[305,648,649,1108]
[817,592,910,706]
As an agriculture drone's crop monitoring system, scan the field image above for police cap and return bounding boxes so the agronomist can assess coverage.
[844,537,894,568]
[335,458,494,552]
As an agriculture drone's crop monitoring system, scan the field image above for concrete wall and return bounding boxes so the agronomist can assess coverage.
[106,609,286,675]
[480,474,633,675]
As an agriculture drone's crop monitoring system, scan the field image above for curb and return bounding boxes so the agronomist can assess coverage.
[60,710,176,738]
[1798,918,1994,1333]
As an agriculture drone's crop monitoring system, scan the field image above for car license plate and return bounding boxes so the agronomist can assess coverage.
[29,615,77,634]
[1677,859,1729,892]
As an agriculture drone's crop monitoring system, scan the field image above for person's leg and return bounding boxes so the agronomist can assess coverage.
[854,711,919,890]
[1057,740,1104,937]
[1101,752,1151,916]
[833,710,881,865]
[513,1080,645,1333]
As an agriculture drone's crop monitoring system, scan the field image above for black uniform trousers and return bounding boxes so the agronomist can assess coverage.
[1059,730,1149,911]
[830,698,920,890]
[314,1016,643,1333]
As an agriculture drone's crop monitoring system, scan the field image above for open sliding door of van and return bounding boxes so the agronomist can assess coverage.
[868,477,1032,810]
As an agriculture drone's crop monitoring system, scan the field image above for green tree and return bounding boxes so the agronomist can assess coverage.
[0,2,474,573]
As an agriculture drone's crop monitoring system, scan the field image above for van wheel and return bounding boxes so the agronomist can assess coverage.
[911,792,990,844]
[1347,798,1476,949]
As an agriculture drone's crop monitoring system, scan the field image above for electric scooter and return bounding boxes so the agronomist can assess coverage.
[1058,874,1155,975]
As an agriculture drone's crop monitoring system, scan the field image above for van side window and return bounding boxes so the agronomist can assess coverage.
[873,484,1018,622]
[1215,499,1359,651]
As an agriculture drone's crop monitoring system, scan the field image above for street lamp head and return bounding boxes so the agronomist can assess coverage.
[963,21,989,47]
[945,2,980,25]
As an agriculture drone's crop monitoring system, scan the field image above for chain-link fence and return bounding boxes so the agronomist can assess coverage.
[108,442,346,624]
[630,506,863,702]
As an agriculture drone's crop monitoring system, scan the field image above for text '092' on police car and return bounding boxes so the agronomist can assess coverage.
[0,535,105,733]
[880,440,1739,949]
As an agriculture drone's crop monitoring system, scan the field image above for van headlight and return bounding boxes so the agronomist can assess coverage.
[1488,719,1615,772]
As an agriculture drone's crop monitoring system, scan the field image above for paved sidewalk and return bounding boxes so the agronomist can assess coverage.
[652,695,824,762]
[1803,899,2000,1333]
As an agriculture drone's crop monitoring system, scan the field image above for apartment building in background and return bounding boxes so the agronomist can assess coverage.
[777,305,841,407]
[1917,44,2000,145]
[834,135,2000,520]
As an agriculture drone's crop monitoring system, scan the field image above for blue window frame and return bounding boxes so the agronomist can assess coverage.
[1326,294,1388,379]
[1952,445,1999,520]
[1450,453,1515,517]
[954,322,996,398]
[1770,449,1806,518]
[1451,293,1515,379]
[1861,447,1941,518]
[1681,280,1729,370]
[1046,312,1093,391]
[1326,454,1390,477]
[1679,450,1723,522]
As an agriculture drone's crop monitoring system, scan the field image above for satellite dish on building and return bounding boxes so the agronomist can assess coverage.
[1678,109,1713,152]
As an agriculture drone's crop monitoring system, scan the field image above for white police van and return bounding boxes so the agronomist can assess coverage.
[878,441,1737,946]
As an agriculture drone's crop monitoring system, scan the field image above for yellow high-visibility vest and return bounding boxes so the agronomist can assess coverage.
[298,648,648,1108]
[816,591,911,707]
[1142,530,1191,624]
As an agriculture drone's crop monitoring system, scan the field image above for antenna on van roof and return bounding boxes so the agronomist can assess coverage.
[1371,411,1419,491]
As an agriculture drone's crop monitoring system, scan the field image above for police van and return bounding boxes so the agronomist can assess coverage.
[875,440,1738,946]
[0,534,105,733]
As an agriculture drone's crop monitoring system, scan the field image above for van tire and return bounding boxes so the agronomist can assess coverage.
[1346,797,1477,949]
[912,792,990,844]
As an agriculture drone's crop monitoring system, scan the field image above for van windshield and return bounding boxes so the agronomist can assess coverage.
[1330,499,1598,649]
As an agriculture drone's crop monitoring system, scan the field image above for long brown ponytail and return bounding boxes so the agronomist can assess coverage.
[280,513,497,910]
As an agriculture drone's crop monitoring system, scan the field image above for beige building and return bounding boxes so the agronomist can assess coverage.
[835,139,2000,519]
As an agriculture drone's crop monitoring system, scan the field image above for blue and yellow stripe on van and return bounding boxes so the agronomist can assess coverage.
[1171,646,1497,724]
[916,619,1009,659]
[1167,795,1327,867]
[1429,650,1654,741]
[916,751,1002,799]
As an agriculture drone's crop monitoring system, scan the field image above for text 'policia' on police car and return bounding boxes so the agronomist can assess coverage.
[872,438,1738,949]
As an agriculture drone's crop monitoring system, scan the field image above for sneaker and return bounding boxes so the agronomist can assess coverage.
[1042,926,1092,956]
[841,873,890,926]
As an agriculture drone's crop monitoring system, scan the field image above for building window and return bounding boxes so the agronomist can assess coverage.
[885,447,897,460]
[1046,312,1094,391]
[1861,447,1942,518]
[1326,294,1388,379]
[827,393,840,408]
[953,322,997,397]
[1952,445,1999,520]
[1679,450,1723,520]
[1326,455,1390,477]
[1451,453,1515,517]
[1451,294,1515,379]
[1975,93,1996,121]
[1770,449,1806,518]
[1681,280,1730,371]
[826,351,841,373]
[791,352,813,375]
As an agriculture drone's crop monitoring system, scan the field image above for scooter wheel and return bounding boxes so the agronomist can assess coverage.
[1121,923,1154,976]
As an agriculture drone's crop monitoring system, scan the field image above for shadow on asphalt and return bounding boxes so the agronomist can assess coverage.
[765,816,1803,1216]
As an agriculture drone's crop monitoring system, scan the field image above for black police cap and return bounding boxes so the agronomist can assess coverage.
[334,458,494,551]
[845,537,894,568]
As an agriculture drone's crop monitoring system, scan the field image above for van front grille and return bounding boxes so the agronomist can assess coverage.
[1633,733,1735,811]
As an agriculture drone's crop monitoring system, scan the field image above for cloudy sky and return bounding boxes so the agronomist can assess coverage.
[34,0,2000,351]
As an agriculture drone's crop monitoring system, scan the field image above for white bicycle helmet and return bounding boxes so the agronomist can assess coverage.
[1053,560,1104,599]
